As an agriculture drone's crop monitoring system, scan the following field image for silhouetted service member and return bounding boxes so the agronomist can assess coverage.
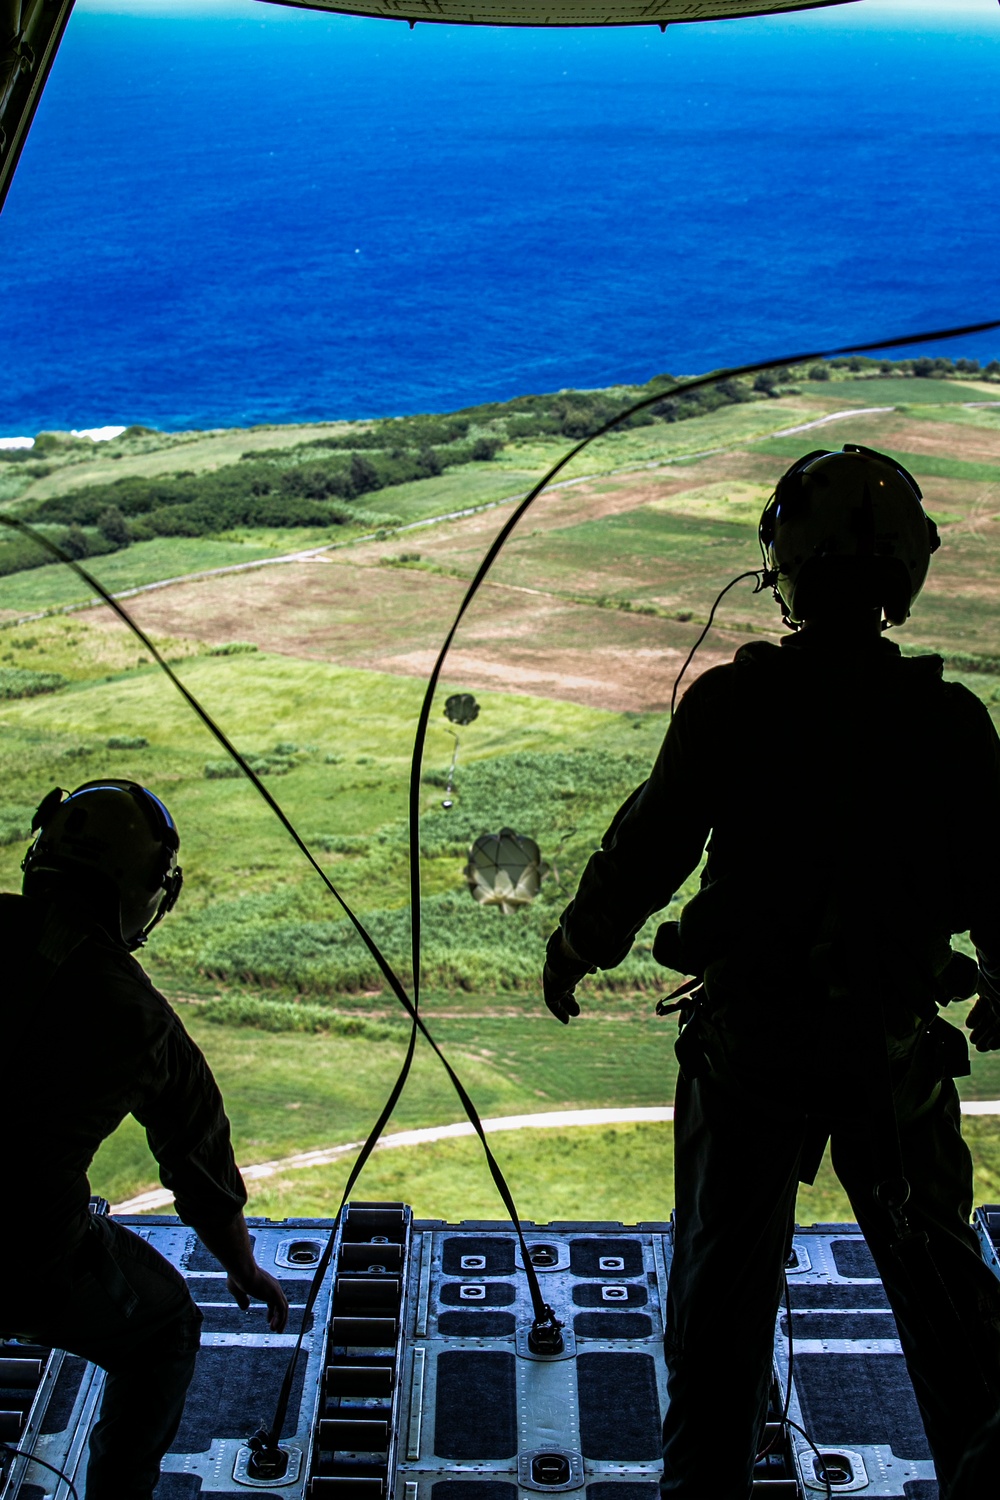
[543,446,1000,1500]
[0,780,288,1499]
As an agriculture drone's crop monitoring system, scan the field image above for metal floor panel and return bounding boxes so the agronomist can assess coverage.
[5,1207,996,1498]
[1,1219,334,1499]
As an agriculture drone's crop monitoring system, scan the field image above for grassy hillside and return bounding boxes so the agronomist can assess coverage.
[238,1115,1000,1229]
[5,357,1000,1217]
[91,993,1000,1218]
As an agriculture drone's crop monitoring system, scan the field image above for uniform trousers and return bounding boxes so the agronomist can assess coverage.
[1,1214,202,1500]
[661,1069,1000,1500]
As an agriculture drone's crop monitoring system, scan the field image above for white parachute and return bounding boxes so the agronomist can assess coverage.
[464,827,547,913]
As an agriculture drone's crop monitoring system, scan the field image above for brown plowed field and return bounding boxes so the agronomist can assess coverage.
[85,402,1000,708]
[92,549,756,713]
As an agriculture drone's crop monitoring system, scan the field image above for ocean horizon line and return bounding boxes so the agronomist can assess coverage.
[8,359,1000,445]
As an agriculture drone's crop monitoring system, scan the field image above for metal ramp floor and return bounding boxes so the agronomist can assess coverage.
[7,1204,1000,1499]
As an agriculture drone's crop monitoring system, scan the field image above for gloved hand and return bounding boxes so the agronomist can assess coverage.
[228,1264,290,1332]
[543,928,592,1025]
[933,950,979,1006]
[967,965,1000,1053]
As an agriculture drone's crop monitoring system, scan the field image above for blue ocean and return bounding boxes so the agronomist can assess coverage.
[1,2,998,434]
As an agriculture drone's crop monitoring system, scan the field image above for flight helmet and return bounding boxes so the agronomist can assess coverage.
[757,444,940,628]
[22,779,183,949]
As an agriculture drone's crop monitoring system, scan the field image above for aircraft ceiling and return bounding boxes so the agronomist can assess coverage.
[264,0,858,26]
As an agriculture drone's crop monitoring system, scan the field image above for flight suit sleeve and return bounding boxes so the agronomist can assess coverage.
[963,692,1000,971]
[135,1007,248,1228]
[560,668,725,969]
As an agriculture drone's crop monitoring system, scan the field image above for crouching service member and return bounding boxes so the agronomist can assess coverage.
[0,780,288,1499]
[541,446,1000,1500]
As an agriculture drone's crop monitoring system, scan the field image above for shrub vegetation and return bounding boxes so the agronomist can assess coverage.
[159,748,671,1004]
[0,805,35,847]
[203,996,404,1039]
[5,372,762,583]
[0,667,67,699]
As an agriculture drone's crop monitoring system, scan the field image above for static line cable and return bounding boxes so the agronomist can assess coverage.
[1,1441,80,1500]
[754,1269,832,1497]
[6,312,997,1435]
[669,569,765,717]
[785,1418,834,1500]
[755,1271,795,1464]
[781,1272,794,1430]
[0,523,561,1416]
[400,317,1000,1348]
[404,312,1000,1019]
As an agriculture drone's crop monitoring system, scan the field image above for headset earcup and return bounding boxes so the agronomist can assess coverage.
[758,502,775,549]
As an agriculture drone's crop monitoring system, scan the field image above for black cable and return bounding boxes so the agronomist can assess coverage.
[1,1439,80,1500]
[669,570,765,718]
[784,1418,834,1500]
[0,521,559,1438]
[7,310,997,1447]
[402,313,1000,1046]
[754,1272,840,1498]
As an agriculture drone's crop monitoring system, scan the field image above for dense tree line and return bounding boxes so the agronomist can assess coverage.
[437,374,752,440]
[0,526,120,579]
[288,413,474,452]
[17,351,990,579]
[822,354,1000,379]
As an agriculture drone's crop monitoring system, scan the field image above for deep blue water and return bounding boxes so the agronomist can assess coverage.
[1,3,999,434]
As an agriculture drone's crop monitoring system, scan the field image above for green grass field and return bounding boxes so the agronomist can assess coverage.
[813,378,994,406]
[236,1117,1000,1227]
[754,439,1000,487]
[0,531,391,617]
[7,369,1000,1222]
[86,993,1000,1214]
[8,421,364,504]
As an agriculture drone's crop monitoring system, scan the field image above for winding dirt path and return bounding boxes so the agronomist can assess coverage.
[111,1100,1000,1215]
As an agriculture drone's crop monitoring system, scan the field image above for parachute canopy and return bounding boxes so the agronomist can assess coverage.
[269,0,858,30]
[444,693,480,727]
[465,827,545,913]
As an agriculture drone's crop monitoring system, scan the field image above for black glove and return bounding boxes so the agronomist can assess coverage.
[968,967,1000,1053]
[543,928,592,1025]
[933,950,979,1006]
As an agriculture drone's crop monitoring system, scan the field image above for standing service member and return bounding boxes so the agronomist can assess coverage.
[0,780,288,1499]
[542,446,1000,1500]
